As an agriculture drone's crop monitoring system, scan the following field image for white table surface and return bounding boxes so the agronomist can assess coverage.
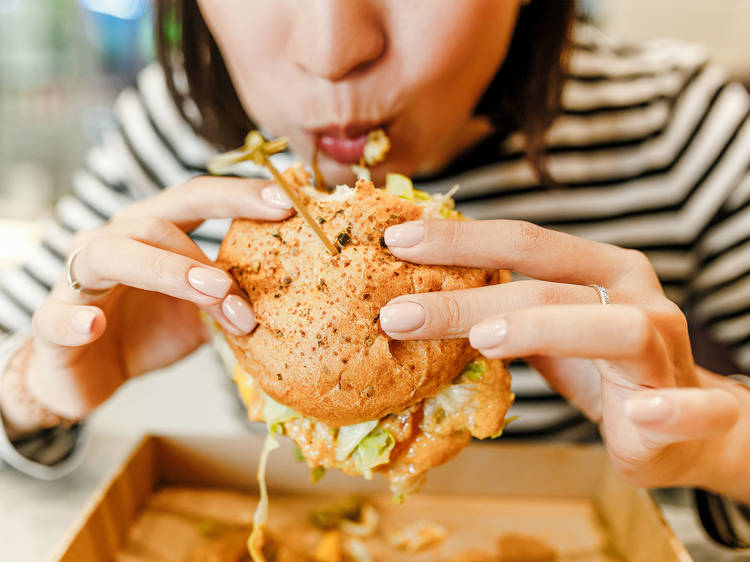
[0,345,746,562]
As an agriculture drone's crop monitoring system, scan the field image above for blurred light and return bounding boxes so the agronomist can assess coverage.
[0,220,42,269]
[0,0,20,16]
[79,0,148,20]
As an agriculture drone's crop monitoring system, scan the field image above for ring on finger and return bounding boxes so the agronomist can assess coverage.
[65,248,114,297]
[588,283,610,305]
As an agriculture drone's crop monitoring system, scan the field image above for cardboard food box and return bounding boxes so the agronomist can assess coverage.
[54,434,691,561]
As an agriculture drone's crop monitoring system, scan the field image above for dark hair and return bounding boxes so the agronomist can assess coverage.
[155,1,575,185]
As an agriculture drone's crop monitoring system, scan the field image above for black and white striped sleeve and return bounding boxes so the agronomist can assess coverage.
[0,63,221,476]
[0,63,222,338]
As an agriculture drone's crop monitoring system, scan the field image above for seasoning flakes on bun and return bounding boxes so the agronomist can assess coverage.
[216,167,514,496]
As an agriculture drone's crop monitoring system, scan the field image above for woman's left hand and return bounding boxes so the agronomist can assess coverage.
[379,218,741,489]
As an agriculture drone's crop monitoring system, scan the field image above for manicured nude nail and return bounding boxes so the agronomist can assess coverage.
[188,267,231,298]
[222,295,257,334]
[71,309,97,335]
[261,185,293,210]
[624,396,674,424]
[379,302,426,332]
[469,318,508,349]
[385,221,425,248]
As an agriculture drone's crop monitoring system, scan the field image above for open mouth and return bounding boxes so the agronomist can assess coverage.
[311,121,391,164]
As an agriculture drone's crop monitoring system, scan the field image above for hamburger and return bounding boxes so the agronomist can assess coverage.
[215,167,515,497]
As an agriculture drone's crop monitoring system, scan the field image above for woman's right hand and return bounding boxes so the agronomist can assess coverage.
[4,176,294,427]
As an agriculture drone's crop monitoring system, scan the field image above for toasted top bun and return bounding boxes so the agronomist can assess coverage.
[217,177,498,427]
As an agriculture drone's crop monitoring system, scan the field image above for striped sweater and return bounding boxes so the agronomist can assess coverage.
[0,24,749,548]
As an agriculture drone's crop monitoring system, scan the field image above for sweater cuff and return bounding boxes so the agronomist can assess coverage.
[0,330,89,479]
[695,489,750,550]
[694,373,750,550]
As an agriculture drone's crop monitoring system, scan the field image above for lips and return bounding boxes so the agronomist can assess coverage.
[311,121,388,165]
[317,134,369,164]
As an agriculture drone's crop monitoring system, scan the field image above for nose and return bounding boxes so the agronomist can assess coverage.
[288,0,386,81]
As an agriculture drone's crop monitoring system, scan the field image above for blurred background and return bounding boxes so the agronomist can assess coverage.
[0,0,153,265]
[2,5,749,560]
[1,0,750,266]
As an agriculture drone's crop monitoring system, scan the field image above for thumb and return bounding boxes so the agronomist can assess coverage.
[624,388,739,445]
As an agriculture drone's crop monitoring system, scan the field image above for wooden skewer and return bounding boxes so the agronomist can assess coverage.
[208,131,339,256]
[261,156,339,256]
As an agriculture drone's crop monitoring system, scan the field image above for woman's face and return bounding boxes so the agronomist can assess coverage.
[198,0,520,184]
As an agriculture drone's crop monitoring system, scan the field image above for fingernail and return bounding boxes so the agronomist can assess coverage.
[261,185,293,210]
[385,221,425,248]
[71,309,96,335]
[222,295,257,334]
[188,267,231,298]
[625,396,674,424]
[469,318,508,349]
[379,302,425,332]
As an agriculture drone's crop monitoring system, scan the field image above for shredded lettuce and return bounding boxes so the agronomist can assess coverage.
[432,383,477,416]
[248,429,280,562]
[352,428,395,479]
[385,173,414,199]
[311,466,327,483]
[351,164,372,182]
[458,359,488,382]
[335,420,379,462]
[385,173,463,220]
[489,416,518,439]
[262,395,298,434]
[309,497,363,530]
[439,206,454,218]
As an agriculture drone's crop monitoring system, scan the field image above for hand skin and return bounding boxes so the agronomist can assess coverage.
[692,368,750,505]
[381,218,750,504]
[0,177,294,434]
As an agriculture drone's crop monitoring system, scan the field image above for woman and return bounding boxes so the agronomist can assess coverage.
[1,0,748,549]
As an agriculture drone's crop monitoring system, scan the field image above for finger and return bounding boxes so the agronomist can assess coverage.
[385,219,660,290]
[63,223,256,335]
[625,388,740,442]
[114,176,294,230]
[379,280,599,339]
[98,217,212,263]
[468,304,669,388]
[72,235,232,306]
[33,299,106,348]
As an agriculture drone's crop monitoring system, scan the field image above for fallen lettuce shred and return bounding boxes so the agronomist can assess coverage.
[310,496,363,530]
[339,503,380,537]
[352,427,396,479]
